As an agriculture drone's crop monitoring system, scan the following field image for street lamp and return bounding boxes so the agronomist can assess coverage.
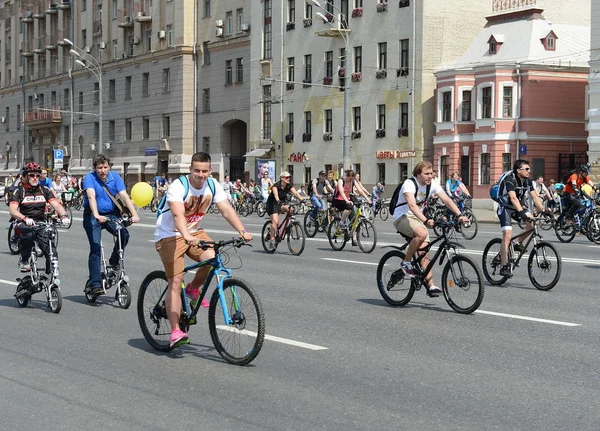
[64,38,103,156]
[308,0,352,171]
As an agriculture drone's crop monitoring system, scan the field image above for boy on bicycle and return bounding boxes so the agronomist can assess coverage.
[155,152,253,347]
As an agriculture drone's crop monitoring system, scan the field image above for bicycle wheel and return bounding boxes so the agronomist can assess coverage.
[303,212,319,238]
[151,198,158,213]
[137,270,175,352]
[208,278,265,366]
[84,279,98,303]
[442,255,484,314]
[379,205,389,221]
[74,196,82,211]
[327,219,347,251]
[539,212,555,231]
[239,203,249,218]
[459,209,478,240]
[357,219,377,253]
[362,205,374,221]
[481,238,510,285]
[15,276,32,308]
[287,221,305,256]
[554,217,576,243]
[48,285,62,314]
[528,241,561,291]
[257,202,266,218]
[8,222,20,255]
[376,250,414,306]
[261,221,277,254]
[62,207,73,229]
[115,280,132,309]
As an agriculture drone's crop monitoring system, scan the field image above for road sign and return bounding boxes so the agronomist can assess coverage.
[54,149,64,169]
[519,144,527,155]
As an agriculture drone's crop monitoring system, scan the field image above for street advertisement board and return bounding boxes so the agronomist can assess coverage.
[256,159,276,182]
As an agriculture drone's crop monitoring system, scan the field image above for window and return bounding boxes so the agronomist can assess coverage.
[546,36,555,50]
[125,76,132,100]
[113,39,118,60]
[225,60,233,85]
[163,115,170,138]
[78,92,83,119]
[166,24,173,46]
[202,136,210,154]
[51,91,57,105]
[340,48,346,69]
[142,73,149,96]
[400,102,409,129]
[489,40,497,55]
[325,0,333,14]
[398,163,408,182]
[109,120,115,141]
[203,42,210,65]
[128,35,135,57]
[354,0,362,6]
[263,0,272,59]
[288,0,295,22]
[287,57,295,82]
[377,163,386,185]
[288,113,294,136]
[305,2,312,18]
[325,109,333,133]
[262,85,271,139]
[502,153,511,173]
[461,90,471,121]
[63,89,70,109]
[304,111,311,134]
[16,105,20,130]
[440,155,449,183]
[442,91,451,122]
[125,118,132,140]
[353,106,361,131]
[482,87,492,119]
[481,153,491,185]
[112,0,117,19]
[93,82,99,105]
[203,0,211,17]
[142,117,150,139]
[146,30,152,51]
[532,158,545,178]
[354,46,362,73]
[325,51,333,78]
[377,104,386,129]
[225,11,233,35]
[236,58,243,82]
[94,122,99,142]
[202,88,210,112]
[108,79,115,102]
[162,69,170,92]
[5,107,8,132]
[378,42,387,69]
[82,0,86,11]
[236,8,244,32]
[305,167,312,185]
[400,39,409,70]
[460,156,470,186]
[502,86,513,118]
[287,165,294,182]
[304,54,312,82]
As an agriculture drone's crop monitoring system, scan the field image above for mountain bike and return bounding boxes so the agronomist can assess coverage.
[376,219,484,314]
[303,199,338,237]
[482,216,561,291]
[373,198,389,221]
[14,219,63,313]
[432,196,478,240]
[137,238,265,365]
[261,203,305,255]
[327,198,377,253]
[554,197,600,244]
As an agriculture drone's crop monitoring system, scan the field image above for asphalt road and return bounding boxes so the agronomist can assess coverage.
[1,208,599,430]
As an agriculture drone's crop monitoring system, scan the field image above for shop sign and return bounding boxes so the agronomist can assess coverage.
[288,152,309,163]
[376,150,416,159]
[144,148,158,156]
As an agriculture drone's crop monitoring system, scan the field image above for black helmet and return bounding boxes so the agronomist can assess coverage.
[319,170,326,176]
[580,164,590,173]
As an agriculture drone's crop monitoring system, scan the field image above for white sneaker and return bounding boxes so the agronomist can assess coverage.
[427,285,442,297]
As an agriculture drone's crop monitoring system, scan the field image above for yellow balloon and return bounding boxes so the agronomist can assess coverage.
[131,182,154,207]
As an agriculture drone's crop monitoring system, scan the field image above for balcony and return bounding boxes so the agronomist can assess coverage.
[21,9,34,23]
[45,34,57,50]
[24,106,63,127]
[57,0,71,9]
[21,40,34,56]
[93,20,102,36]
[45,0,58,15]
[118,9,133,27]
[33,2,45,19]
[33,37,45,54]
[57,28,70,45]
[135,0,152,22]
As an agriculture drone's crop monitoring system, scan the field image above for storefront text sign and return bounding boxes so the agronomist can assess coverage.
[376,150,416,159]
[288,152,309,163]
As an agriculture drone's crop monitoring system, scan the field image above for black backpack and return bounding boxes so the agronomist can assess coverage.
[562,169,578,185]
[389,177,431,212]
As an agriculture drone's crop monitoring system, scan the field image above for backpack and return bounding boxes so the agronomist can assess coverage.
[562,168,578,185]
[389,177,431,212]
[156,176,216,218]
[489,171,513,203]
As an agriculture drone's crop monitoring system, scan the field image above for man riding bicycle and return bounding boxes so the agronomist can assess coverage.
[154,152,252,347]
[564,164,596,221]
[392,161,467,297]
[371,182,385,214]
[8,162,70,273]
[496,159,545,277]
[308,171,330,219]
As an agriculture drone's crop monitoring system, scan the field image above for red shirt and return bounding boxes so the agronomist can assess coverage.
[564,173,590,195]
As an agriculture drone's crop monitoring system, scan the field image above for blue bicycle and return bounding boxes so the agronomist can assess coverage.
[137,238,265,365]
[554,196,600,244]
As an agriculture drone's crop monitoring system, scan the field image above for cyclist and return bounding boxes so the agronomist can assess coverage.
[353,173,370,198]
[8,162,70,273]
[39,168,52,189]
[393,161,467,297]
[153,173,168,201]
[371,182,385,214]
[260,171,273,203]
[154,152,252,347]
[308,171,329,220]
[82,154,140,296]
[332,170,370,227]
[495,159,545,277]
[445,171,471,199]
[221,175,234,205]
[266,171,305,245]
[564,164,596,222]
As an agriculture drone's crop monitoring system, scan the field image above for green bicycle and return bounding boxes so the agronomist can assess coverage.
[327,198,377,253]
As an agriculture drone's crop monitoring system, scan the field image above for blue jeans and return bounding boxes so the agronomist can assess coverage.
[310,195,326,216]
[83,212,130,288]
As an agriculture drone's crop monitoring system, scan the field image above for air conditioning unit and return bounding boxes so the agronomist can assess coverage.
[99,41,106,49]
[137,11,144,18]
[0,117,5,123]
[123,15,131,23]
[215,19,223,27]
[132,37,141,45]
[84,45,91,53]
[157,30,165,39]
[215,27,223,37]
[240,23,250,32]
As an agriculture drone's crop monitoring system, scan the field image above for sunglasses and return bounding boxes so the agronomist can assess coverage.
[519,167,531,172]
[282,176,291,179]
[28,173,41,178]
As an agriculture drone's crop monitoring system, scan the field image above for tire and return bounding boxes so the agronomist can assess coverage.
[239,203,249,218]
[481,238,510,285]
[84,279,98,303]
[63,207,73,229]
[554,217,576,243]
[137,270,176,352]
[379,205,389,221]
[528,242,561,291]
[459,209,478,240]
[48,285,62,314]
[116,280,132,309]
[74,197,82,211]
[362,205,374,221]
[327,219,347,251]
[539,212,555,231]
[15,276,32,308]
[357,219,377,253]
[287,221,305,256]
[442,255,484,314]
[208,278,265,366]
[303,212,318,238]
[261,221,277,254]
[586,212,600,244]
[376,250,414,306]
[257,202,266,218]
[8,222,20,255]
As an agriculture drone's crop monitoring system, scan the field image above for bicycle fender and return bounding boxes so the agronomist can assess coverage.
[381,244,408,252]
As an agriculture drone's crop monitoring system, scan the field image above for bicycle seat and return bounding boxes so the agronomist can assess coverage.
[396,230,413,243]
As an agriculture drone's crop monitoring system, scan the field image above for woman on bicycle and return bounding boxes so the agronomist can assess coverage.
[333,170,371,227]
[266,172,304,244]
[445,171,470,199]
[52,173,67,202]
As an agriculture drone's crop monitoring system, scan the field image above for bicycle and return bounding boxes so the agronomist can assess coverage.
[303,198,338,237]
[373,198,389,221]
[83,217,132,308]
[261,203,305,255]
[14,219,63,313]
[54,191,74,229]
[8,218,48,256]
[482,216,562,291]
[137,238,265,365]
[376,219,484,314]
[554,197,600,244]
[327,198,377,253]
[432,196,478,240]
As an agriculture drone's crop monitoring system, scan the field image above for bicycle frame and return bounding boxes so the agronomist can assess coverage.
[507,220,542,265]
[100,219,129,291]
[28,221,60,289]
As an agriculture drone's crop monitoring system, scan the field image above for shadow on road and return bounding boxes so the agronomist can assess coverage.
[357,297,456,314]
[63,294,123,308]
[0,296,55,312]
[127,337,244,365]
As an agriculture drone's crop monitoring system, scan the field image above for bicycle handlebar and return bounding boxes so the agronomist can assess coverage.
[188,237,251,251]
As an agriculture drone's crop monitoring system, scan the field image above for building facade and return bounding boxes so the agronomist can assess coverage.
[433,5,590,200]
[588,0,600,173]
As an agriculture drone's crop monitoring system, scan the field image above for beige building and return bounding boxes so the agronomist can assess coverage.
[0,0,250,184]
[589,0,600,171]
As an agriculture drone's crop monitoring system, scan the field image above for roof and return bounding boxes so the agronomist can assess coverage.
[438,18,590,72]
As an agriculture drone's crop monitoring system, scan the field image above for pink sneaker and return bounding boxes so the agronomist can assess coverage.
[200,297,210,309]
[169,328,189,347]
[186,283,210,309]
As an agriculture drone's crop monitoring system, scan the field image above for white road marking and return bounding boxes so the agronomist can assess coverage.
[322,258,378,266]
[216,325,328,350]
[474,310,581,327]
[0,279,19,286]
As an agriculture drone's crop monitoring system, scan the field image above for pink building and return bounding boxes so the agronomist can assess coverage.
[433,7,590,199]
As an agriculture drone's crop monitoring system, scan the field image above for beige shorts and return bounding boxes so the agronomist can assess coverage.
[393,214,430,243]
[155,229,213,278]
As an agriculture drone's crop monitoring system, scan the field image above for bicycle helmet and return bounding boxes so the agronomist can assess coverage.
[23,162,41,174]
[580,164,590,173]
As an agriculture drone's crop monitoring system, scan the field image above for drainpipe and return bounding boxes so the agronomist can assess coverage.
[410,0,416,172]
[279,1,285,175]
[21,78,26,166]
[515,63,521,162]
[193,0,198,154]
[70,6,75,167]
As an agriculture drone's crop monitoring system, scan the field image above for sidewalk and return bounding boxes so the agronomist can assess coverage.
[471,199,498,224]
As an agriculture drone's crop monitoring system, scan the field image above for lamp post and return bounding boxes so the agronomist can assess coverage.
[309,0,352,171]
[64,38,103,156]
